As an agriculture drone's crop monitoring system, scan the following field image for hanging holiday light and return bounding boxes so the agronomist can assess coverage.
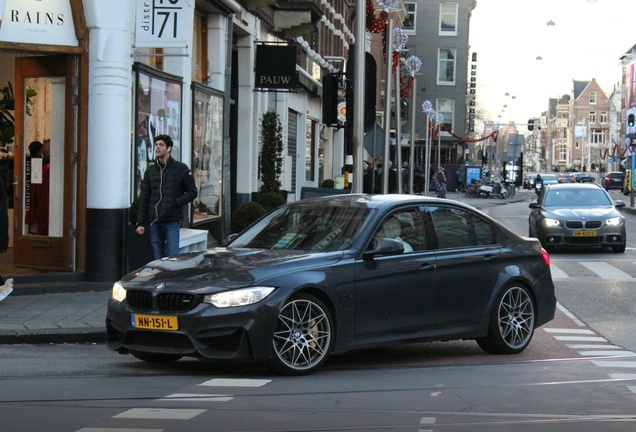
[392,27,408,51]
[404,56,422,77]
[377,0,401,11]
[422,100,434,114]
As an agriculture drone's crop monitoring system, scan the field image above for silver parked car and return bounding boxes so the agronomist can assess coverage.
[528,183,626,252]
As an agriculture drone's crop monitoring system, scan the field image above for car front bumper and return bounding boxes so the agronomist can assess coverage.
[106,295,282,362]
[537,225,625,248]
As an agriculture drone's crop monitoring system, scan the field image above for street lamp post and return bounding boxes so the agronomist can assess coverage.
[435,113,444,169]
[379,0,400,194]
[404,55,422,194]
[352,0,366,193]
[422,100,435,195]
[393,27,408,194]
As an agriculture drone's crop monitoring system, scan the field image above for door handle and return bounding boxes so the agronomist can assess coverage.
[419,263,436,271]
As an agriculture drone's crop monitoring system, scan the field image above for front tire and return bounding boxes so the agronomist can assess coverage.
[477,286,536,354]
[269,293,334,375]
[612,243,626,253]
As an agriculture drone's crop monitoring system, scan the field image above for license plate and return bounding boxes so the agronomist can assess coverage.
[131,314,178,331]
[573,230,596,237]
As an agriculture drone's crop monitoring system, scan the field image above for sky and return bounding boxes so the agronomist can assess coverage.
[469,0,636,129]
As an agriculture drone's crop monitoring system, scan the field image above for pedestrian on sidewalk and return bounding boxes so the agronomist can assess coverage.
[136,134,198,260]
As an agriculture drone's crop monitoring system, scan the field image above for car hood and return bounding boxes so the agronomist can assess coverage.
[543,206,619,219]
[120,248,346,292]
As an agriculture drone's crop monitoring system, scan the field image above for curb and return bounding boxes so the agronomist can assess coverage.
[0,328,106,345]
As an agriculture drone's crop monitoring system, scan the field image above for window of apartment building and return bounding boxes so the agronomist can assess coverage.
[436,98,454,130]
[589,111,596,124]
[439,2,458,35]
[590,129,606,144]
[600,111,608,123]
[559,128,567,139]
[558,143,567,161]
[589,91,596,104]
[403,2,417,34]
[437,48,456,84]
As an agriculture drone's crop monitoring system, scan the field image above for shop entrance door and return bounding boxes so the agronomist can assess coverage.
[13,55,75,270]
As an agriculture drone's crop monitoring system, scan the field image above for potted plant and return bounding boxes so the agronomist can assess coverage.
[259,111,284,195]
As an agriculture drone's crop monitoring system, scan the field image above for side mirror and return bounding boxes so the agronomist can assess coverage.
[614,200,626,208]
[529,202,539,209]
[363,237,404,258]
[223,233,239,246]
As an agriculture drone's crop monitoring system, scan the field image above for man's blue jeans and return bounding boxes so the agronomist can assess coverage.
[149,221,180,259]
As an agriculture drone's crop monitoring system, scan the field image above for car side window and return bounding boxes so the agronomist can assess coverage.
[472,214,497,245]
[427,206,497,249]
[374,209,426,252]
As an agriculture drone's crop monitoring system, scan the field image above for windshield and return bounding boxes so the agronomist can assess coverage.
[543,188,612,207]
[229,204,372,252]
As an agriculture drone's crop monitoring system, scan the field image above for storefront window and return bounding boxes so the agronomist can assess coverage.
[133,63,183,199]
[192,83,223,223]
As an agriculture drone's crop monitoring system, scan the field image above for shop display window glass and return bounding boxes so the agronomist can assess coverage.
[191,83,223,223]
[133,63,183,199]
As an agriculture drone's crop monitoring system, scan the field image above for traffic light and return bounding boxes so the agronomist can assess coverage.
[528,119,534,131]
[321,73,340,126]
[628,113,635,127]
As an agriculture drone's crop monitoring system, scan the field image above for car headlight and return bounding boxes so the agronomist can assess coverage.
[543,218,561,228]
[606,217,624,226]
[112,281,127,302]
[204,287,276,308]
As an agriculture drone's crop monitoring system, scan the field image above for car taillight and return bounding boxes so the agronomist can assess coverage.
[541,248,551,266]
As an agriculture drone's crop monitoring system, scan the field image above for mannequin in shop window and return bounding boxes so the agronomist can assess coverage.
[25,140,50,236]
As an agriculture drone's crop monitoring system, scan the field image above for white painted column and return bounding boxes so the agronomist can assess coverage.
[236,33,258,200]
[84,0,135,209]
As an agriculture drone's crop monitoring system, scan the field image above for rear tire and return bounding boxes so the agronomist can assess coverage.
[477,285,536,354]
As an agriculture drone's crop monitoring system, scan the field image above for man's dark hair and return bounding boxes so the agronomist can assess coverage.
[154,134,173,149]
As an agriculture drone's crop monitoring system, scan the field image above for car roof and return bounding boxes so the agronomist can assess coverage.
[291,193,475,211]
[544,182,602,191]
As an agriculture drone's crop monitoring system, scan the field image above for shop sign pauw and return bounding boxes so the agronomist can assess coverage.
[254,43,298,92]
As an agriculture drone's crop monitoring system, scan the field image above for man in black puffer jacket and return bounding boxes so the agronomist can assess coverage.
[136,134,198,259]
